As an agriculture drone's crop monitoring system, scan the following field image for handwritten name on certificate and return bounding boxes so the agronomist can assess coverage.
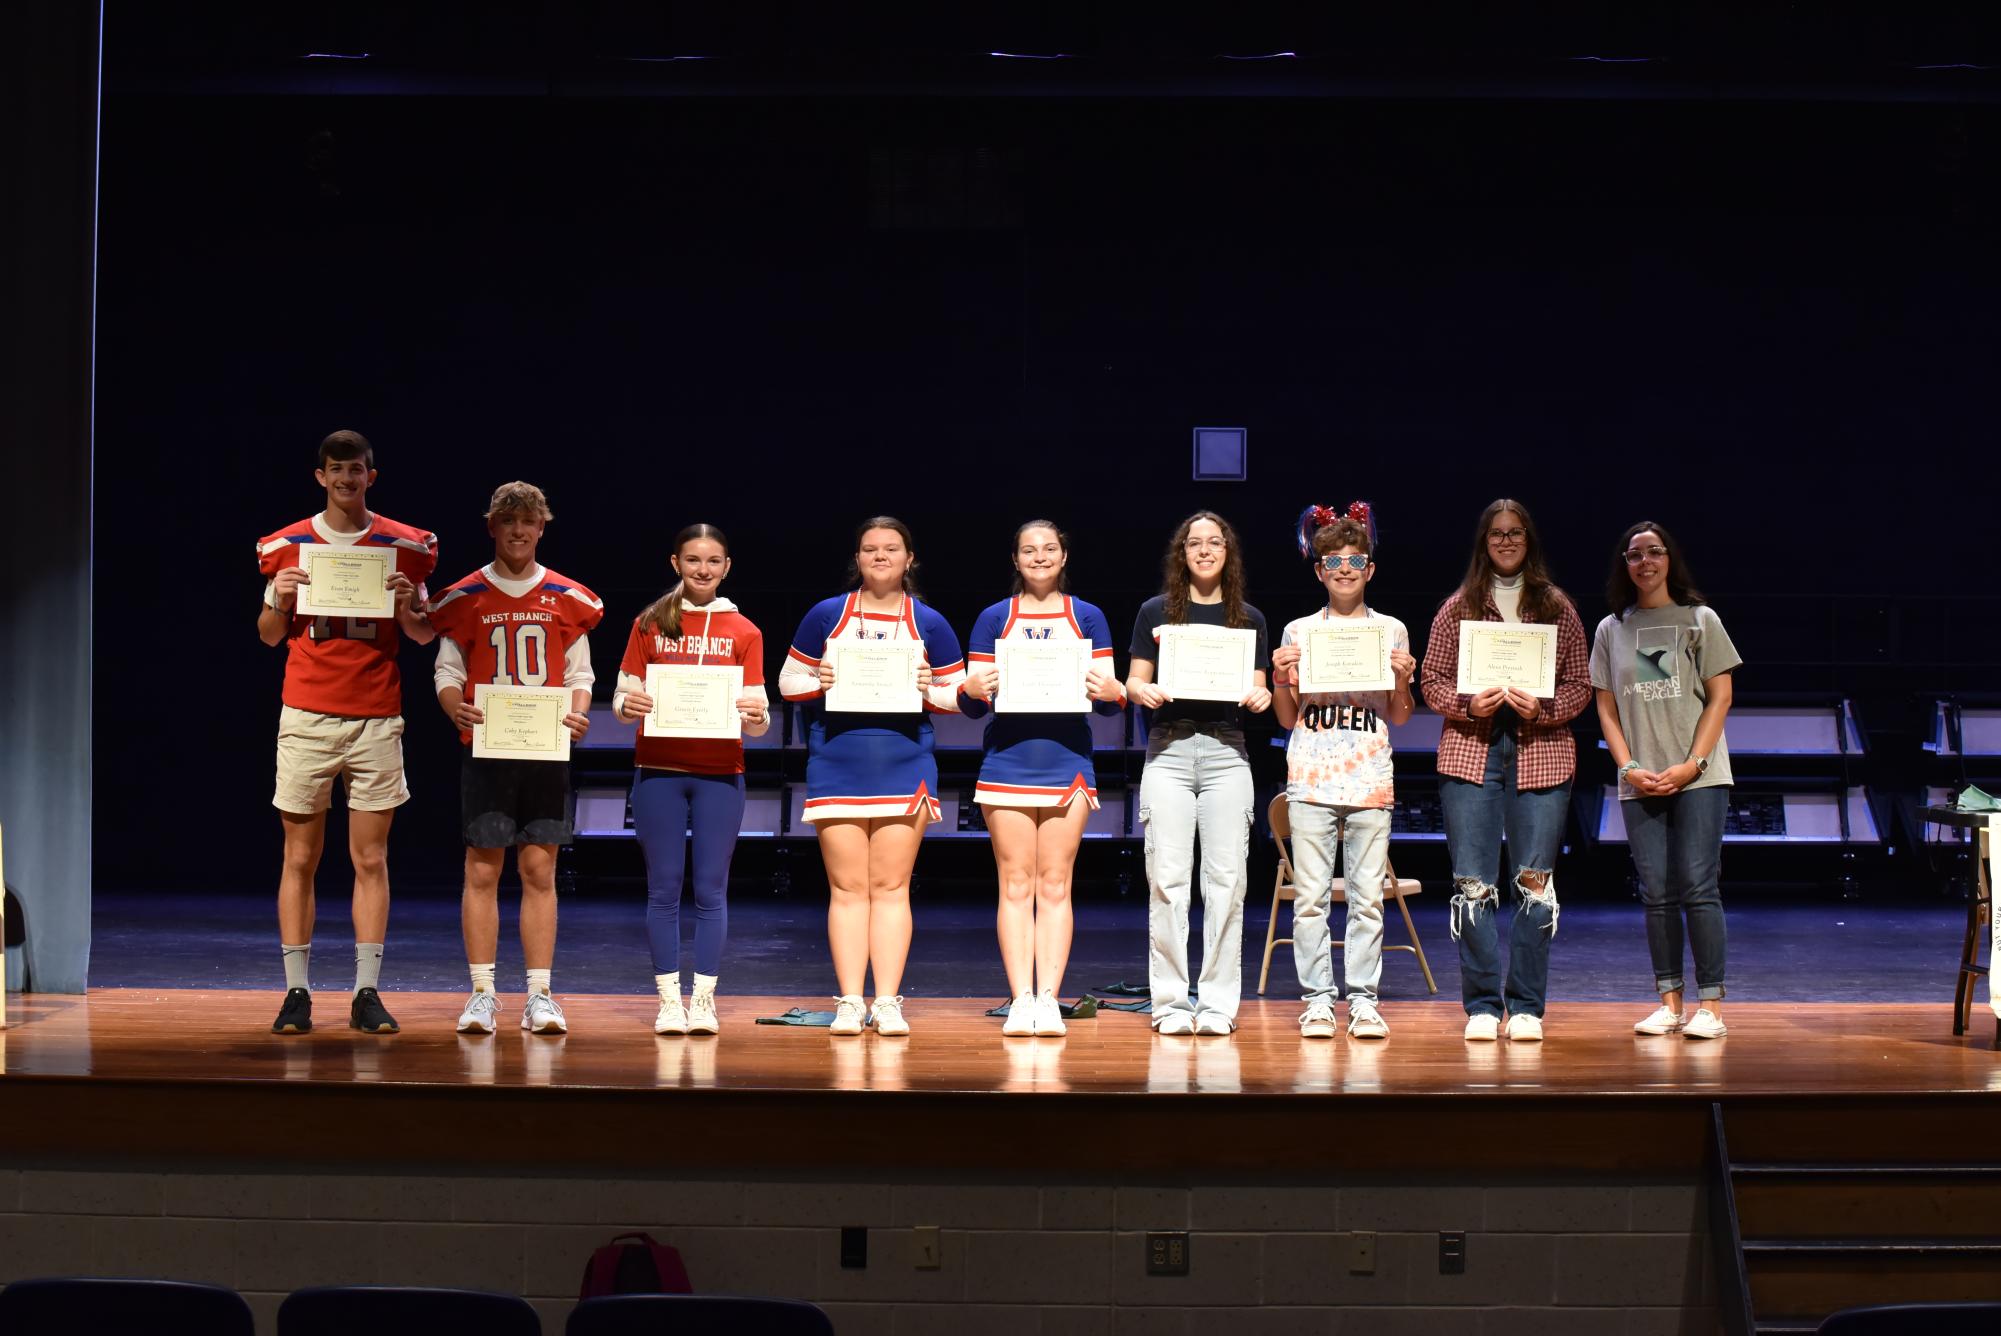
[826,641,924,713]
[1455,621,1558,697]
[1298,623,1395,694]
[471,684,573,761]
[294,543,396,619]
[995,639,1091,714]
[643,663,743,740]
[1157,625,1257,703]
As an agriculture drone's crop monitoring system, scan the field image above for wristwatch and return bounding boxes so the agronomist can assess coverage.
[1690,754,1710,775]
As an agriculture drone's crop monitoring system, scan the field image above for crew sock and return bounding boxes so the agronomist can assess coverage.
[469,963,497,994]
[526,967,552,996]
[353,942,383,995]
[281,943,311,991]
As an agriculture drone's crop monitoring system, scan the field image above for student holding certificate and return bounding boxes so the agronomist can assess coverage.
[777,517,966,1037]
[429,483,602,1036]
[959,520,1128,1036]
[1591,521,1741,1041]
[255,430,438,1037]
[1125,511,1272,1036]
[1269,503,1417,1041]
[1418,499,1590,1043]
[611,524,770,1035]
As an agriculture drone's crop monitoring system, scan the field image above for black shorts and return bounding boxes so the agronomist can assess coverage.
[461,755,574,848]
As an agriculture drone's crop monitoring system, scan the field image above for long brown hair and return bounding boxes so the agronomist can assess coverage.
[1451,498,1569,624]
[1607,519,1708,619]
[641,523,729,641]
[1161,510,1250,627]
[1009,519,1071,596]
[845,515,921,595]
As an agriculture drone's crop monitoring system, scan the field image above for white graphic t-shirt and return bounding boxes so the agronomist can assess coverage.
[1279,608,1409,811]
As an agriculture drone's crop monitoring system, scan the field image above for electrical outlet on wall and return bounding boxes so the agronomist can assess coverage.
[1348,1231,1377,1274]
[912,1225,942,1270]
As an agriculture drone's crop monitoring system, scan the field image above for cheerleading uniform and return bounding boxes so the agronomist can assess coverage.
[778,592,965,824]
[959,595,1123,809]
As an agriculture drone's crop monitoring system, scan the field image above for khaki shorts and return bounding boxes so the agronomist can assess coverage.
[273,706,409,814]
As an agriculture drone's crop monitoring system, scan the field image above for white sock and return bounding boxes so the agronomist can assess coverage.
[526,967,552,996]
[692,972,719,998]
[655,972,682,1003]
[353,942,383,995]
[281,943,311,991]
[469,963,496,994]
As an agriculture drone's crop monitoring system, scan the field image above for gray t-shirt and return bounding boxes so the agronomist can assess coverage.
[1589,603,1742,800]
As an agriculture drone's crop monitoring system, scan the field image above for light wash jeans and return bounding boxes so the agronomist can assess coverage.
[1624,785,1729,1000]
[1287,801,1391,1007]
[1140,722,1254,1027]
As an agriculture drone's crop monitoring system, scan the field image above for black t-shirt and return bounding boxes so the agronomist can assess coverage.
[1128,594,1271,730]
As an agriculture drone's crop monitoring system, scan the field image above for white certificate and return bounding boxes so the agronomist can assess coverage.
[996,640,1091,714]
[471,684,573,761]
[1298,623,1395,694]
[826,641,923,713]
[643,663,743,740]
[1455,621,1558,697]
[1989,814,2000,1021]
[1156,625,1257,703]
[294,543,396,619]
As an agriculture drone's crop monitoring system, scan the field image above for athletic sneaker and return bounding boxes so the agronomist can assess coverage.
[1682,1008,1727,1040]
[654,993,688,1035]
[1633,1005,1686,1035]
[1154,1010,1196,1036]
[1505,1012,1544,1042]
[271,987,313,1034]
[687,990,719,1035]
[1348,999,1390,1040]
[1194,1012,1235,1036]
[456,989,499,1034]
[348,987,399,1034]
[521,991,567,1035]
[830,995,867,1036]
[1298,1000,1338,1039]
[1463,1012,1499,1042]
[1002,992,1038,1036]
[871,996,909,1036]
[1034,990,1068,1037]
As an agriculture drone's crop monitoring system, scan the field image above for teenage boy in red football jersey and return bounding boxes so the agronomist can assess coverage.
[428,482,601,1035]
[256,430,438,1035]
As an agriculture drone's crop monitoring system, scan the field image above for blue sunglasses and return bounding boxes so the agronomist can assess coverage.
[1319,554,1371,572]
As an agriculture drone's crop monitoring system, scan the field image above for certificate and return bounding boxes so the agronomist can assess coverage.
[643,663,743,740]
[826,641,923,713]
[293,543,396,619]
[995,640,1091,714]
[1156,625,1257,703]
[471,684,573,761]
[1455,621,1558,697]
[1298,623,1395,694]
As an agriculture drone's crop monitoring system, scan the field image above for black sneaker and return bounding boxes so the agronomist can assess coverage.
[348,987,400,1033]
[271,987,313,1034]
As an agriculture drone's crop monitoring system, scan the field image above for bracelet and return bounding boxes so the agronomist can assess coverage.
[1618,760,1640,779]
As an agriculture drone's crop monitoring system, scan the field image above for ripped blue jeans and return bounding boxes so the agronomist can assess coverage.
[1438,730,1569,1019]
[1140,722,1254,1026]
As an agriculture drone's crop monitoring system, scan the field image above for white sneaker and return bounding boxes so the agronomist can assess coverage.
[1682,1007,1727,1040]
[456,989,499,1034]
[1633,1004,1686,1035]
[870,996,909,1036]
[1034,991,1067,1037]
[1505,1012,1544,1042]
[1194,1012,1235,1036]
[1002,992,1038,1036]
[1464,1013,1499,1042]
[830,995,867,1036]
[521,991,567,1034]
[686,989,719,1035]
[1298,1000,1338,1039]
[654,993,688,1035]
[1153,1010,1196,1036]
[1347,999,1389,1040]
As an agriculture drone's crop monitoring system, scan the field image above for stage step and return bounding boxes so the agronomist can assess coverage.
[1733,1169,2001,1240]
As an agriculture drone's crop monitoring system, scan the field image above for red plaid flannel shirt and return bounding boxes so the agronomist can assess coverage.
[1418,591,1592,789]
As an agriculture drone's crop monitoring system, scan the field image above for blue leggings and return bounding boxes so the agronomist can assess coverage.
[630,769,745,977]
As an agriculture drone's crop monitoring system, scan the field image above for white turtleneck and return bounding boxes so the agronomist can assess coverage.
[1492,572,1524,623]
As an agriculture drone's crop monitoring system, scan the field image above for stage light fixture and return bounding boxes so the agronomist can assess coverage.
[1192,427,1247,481]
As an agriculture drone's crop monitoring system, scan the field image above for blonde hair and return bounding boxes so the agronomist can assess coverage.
[485,480,553,523]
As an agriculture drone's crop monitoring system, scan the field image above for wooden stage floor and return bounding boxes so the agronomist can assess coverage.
[4,992,1997,1175]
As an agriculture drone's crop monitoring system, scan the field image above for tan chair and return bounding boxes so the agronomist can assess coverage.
[1258,792,1437,996]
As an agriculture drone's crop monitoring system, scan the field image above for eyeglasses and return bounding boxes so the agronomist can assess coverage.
[1320,554,1370,572]
[1623,545,1668,565]
[1487,528,1527,544]
[1184,538,1228,552]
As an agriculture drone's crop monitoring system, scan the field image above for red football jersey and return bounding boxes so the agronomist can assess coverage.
[256,513,440,718]
[430,564,605,745]
[617,603,766,775]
